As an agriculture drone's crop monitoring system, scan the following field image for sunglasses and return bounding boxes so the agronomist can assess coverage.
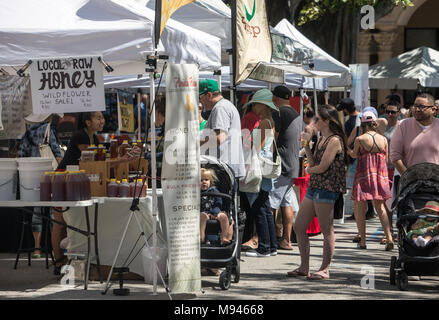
[386,110,398,114]
[413,104,433,110]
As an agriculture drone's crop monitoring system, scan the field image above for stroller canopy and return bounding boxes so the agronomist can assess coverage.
[395,163,439,208]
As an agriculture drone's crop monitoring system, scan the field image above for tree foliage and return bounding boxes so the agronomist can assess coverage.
[297,0,414,26]
[222,0,415,64]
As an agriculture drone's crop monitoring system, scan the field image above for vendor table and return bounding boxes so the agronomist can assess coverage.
[63,192,166,278]
[293,176,321,235]
[0,199,101,290]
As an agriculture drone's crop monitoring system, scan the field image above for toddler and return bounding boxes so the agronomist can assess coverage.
[408,201,439,247]
[200,168,233,245]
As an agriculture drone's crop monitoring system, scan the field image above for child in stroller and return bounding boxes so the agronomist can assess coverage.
[200,168,233,245]
[407,201,439,247]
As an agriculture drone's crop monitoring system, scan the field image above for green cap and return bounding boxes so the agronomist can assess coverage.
[199,79,219,95]
[242,89,279,112]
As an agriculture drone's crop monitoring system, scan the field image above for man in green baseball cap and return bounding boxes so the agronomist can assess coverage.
[199,79,219,96]
[199,79,245,180]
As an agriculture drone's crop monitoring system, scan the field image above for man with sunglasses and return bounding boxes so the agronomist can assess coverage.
[384,100,401,170]
[390,93,439,175]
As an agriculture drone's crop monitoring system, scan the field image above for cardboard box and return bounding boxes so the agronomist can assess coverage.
[79,158,149,197]
[79,161,107,197]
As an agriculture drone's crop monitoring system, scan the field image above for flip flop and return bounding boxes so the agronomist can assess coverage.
[307,272,330,280]
[287,269,309,277]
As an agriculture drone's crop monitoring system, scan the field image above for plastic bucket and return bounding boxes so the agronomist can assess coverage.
[141,246,168,285]
[0,158,18,201]
[17,157,53,201]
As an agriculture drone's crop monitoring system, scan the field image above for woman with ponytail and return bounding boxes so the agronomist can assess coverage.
[288,104,347,280]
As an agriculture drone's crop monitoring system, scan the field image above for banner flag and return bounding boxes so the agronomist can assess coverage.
[154,0,195,47]
[162,64,201,293]
[349,64,369,112]
[29,56,105,114]
[235,0,272,84]
[117,91,135,133]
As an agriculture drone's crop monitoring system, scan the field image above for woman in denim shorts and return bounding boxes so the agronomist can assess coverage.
[288,105,347,280]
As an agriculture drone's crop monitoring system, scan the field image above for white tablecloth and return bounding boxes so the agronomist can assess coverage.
[63,194,166,276]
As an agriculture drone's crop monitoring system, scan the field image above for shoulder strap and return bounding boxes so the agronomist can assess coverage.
[266,119,280,156]
[322,134,337,148]
[43,122,51,144]
[366,132,382,153]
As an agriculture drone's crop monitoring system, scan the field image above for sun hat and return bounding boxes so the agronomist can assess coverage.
[243,89,279,112]
[199,79,219,95]
[360,111,376,123]
[24,113,64,123]
[416,201,439,214]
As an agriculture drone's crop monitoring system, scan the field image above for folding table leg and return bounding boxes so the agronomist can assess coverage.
[84,207,91,290]
[14,211,29,269]
[94,203,102,283]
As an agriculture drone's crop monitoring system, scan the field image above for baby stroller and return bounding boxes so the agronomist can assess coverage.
[200,155,246,290]
[389,162,439,291]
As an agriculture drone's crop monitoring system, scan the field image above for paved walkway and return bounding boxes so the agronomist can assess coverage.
[0,217,438,300]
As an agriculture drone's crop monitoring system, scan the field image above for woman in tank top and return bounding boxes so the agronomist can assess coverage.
[289,104,347,280]
[348,111,393,251]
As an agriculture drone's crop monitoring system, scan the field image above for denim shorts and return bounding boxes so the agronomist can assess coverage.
[305,188,340,204]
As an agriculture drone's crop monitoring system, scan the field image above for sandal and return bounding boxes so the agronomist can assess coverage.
[380,238,387,245]
[32,248,42,259]
[53,256,68,276]
[357,243,367,250]
[352,235,361,243]
[278,240,293,250]
[307,272,330,280]
[385,242,394,251]
[241,239,257,251]
[287,269,309,277]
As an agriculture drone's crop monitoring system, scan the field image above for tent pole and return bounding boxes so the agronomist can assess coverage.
[300,88,304,132]
[228,51,235,105]
[137,92,141,141]
[149,69,158,295]
[312,78,318,114]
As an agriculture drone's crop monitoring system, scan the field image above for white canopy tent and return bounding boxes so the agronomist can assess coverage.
[104,66,328,91]
[274,19,351,88]
[369,46,439,89]
[0,0,222,74]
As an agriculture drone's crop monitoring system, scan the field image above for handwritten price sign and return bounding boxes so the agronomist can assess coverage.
[30,56,105,114]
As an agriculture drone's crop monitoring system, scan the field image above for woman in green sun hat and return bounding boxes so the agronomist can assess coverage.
[241,89,281,258]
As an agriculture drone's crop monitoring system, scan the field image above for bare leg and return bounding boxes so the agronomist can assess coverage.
[354,200,367,247]
[33,232,41,255]
[200,212,209,243]
[216,212,231,244]
[279,206,294,249]
[293,197,316,274]
[373,200,393,243]
[273,209,283,238]
[51,211,67,265]
[314,202,335,277]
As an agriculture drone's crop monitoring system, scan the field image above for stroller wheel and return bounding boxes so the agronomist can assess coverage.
[389,256,397,285]
[397,271,408,291]
[233,260,240,283]
[219,270,231,290]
